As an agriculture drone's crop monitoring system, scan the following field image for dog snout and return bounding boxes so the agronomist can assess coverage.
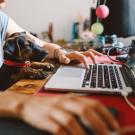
[31,45,48,62]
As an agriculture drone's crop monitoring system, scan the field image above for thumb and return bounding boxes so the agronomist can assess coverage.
[59,55,70,64]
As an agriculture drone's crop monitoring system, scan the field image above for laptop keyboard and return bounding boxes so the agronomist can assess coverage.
[82,65,123,89]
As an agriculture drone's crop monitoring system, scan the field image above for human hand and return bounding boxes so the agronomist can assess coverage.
[56,49,103,69]
[20,94,119,135]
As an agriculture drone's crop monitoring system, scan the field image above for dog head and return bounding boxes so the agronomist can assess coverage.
[3,32,48,63]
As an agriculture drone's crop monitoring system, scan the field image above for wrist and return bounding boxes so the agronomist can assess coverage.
[53,47,67,58]
[0,91,29,119]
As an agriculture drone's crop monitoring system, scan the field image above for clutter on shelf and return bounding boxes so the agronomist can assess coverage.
[41,23,54,43]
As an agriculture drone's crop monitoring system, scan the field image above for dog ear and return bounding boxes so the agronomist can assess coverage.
[4,40,16,57]
[3,32,33,61]
[3,36,23,61]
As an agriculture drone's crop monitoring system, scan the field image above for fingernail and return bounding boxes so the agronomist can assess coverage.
[65,58,70,64]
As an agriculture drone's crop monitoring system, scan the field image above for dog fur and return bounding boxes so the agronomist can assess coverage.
[0,32,54,91]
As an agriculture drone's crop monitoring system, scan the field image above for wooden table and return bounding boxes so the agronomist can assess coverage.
[7,78,49,94]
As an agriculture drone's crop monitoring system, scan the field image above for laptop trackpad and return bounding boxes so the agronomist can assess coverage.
[57,67,84,78]
[45,66,85,89]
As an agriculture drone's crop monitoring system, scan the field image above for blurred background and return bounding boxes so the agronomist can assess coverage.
[3,0,135,49]
[4,0,92,41]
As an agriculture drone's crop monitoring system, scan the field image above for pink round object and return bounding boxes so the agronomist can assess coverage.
[96,5,109,19]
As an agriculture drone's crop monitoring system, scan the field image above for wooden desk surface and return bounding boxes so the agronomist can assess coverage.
[7,77,50,94]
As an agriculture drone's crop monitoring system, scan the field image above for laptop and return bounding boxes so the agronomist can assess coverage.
[44,54,135,95]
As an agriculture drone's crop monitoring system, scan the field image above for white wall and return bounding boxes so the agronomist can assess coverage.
[4,0,92,41]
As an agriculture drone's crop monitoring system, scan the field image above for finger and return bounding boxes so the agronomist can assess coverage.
[88,49,103,56]
[59,54,70,64]
[66,52,89,69]
[49,106,86,135]
[85,110,111,135]
[78,54,89,69]
[74,96,119,131]
[95,104,119,130]
[82,51,96,64]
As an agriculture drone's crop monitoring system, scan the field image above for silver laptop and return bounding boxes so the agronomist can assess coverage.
[44,54,135,95]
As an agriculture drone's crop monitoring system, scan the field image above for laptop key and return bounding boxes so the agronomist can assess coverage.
[109,66,118,89]
[104,66,111,88]
[85,65,92,81]
[98,65,103,88]
[114,66,123,89]
[82,66,92,87]
[90,65,97,88]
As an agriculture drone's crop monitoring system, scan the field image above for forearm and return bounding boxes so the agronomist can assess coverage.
[0,91,28,118]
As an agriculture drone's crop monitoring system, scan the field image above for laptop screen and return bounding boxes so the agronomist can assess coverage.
[126,53,135,73]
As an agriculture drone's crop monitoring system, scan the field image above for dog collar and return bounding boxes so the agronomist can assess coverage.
[4,60,31,67]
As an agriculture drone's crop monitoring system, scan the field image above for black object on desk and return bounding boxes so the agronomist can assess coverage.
[0,118,52,135]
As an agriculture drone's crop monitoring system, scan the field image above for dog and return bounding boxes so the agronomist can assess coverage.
[0,32,54,91]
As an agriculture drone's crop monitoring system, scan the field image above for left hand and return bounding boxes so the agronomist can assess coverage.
[57,49,103,69]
